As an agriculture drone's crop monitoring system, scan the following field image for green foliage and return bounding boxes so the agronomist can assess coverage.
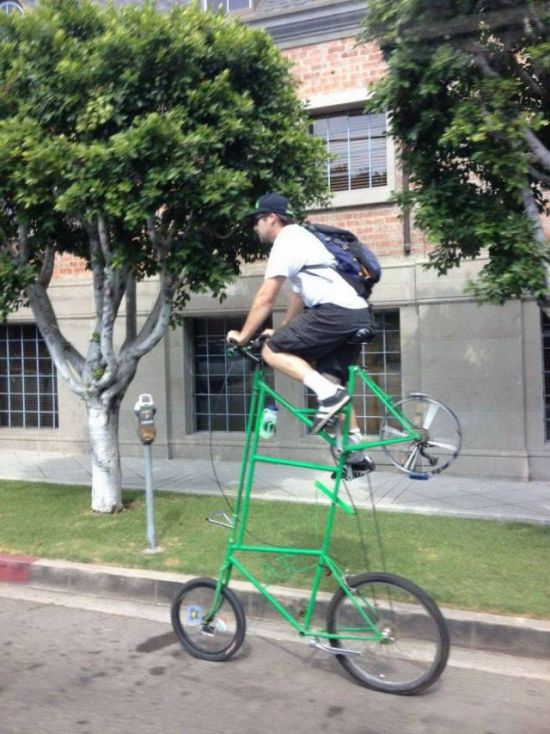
[0,0,327,316]
[361,1,550,303]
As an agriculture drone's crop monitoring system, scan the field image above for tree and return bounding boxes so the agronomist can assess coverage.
[360,0,550,305]
[0,0,327,512]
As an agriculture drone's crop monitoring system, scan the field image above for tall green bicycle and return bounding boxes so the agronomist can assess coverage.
[171,337,462,695]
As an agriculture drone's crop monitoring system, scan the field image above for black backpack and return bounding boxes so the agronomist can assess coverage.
[304,223,382,300]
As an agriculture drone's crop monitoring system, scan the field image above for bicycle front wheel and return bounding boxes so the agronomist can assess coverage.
[379,395,462,476]
[171,577,246,662]
[326,572,450,695]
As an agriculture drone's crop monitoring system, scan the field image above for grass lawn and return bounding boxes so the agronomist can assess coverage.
[0,480,548,619]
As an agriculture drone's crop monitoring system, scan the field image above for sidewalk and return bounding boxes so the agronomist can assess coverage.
[1,448,549,523]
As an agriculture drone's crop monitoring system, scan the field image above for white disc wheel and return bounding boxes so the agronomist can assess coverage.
[379,395,462,477]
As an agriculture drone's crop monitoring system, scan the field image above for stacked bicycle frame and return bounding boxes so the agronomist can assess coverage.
[171,349,462,695]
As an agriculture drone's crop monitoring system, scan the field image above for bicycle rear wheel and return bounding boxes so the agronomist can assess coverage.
[379,395,462,476]
[171,577,246,662]
[326,572,450,695]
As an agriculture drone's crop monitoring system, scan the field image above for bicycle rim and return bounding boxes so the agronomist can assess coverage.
[326,572,450,694]
[379,396,462,476]
[171,577,246,662]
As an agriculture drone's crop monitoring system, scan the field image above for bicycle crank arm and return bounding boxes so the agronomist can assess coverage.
[308,638,362,656]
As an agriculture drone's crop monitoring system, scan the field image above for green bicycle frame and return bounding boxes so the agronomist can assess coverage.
[210,362,423,640]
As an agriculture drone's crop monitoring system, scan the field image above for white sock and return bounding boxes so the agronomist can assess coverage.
[303,371,339,401]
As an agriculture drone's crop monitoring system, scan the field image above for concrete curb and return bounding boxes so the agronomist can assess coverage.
[2,554,549,660]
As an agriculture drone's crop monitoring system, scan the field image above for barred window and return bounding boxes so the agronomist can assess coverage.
[542,311,550,441]
[204,0,253,11]
[0,324,59,429]
[310,110,388,193]
[354,310,401,435]
[192,316,274,432]
[305,309,401,435]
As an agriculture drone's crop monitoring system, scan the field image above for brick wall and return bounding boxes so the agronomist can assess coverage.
[284,38,410,258]
[284,38,387,96]
[52,253,89,280]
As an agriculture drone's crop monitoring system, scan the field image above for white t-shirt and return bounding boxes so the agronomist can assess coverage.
[264,224,366,309]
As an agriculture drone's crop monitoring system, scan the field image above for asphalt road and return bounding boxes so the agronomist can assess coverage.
[1,590,549,734]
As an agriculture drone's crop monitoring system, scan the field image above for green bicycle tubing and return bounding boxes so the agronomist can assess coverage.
[216,359,422,637]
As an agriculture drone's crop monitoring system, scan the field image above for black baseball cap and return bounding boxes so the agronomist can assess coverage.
[246,192,296,221]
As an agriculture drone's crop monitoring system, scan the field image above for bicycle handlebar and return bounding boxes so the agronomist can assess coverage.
[226,335,267,363]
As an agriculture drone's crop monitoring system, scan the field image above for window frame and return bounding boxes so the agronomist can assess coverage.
[304,308,401,437]
[307,89,395,209]
[190,315,274,433]
[202,0,255,13]
[0,323,59,430]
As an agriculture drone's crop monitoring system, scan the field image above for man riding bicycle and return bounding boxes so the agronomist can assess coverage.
[226,193,377,468]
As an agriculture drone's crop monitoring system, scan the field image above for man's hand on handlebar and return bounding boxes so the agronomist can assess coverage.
[226,329,273,347]
[226,329,244,346]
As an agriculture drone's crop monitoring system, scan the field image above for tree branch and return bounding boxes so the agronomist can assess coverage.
[529,165,550,185]
[123,272,137,349]
[523,127,550,172]
[16,222,30,266]
[522,184,547,246]
[26,282,86,396]
[38,246,55,288]
[94,215,119,390]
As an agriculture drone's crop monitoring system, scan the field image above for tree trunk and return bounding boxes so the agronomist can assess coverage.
[87,400,123,513]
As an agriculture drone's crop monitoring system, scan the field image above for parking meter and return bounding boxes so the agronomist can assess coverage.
[133,394,161,553]
[134,394,157,445]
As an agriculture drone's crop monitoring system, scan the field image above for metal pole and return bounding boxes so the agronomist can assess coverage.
[144,444,157,552]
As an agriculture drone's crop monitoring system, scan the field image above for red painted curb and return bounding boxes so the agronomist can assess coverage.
[0,554,38,584]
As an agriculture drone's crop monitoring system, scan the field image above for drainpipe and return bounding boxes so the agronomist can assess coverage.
[403,168,411,255]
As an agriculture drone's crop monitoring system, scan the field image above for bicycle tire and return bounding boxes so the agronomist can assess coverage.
[171,577,246,662]
[379,395,462,477]
[326,572,450,695]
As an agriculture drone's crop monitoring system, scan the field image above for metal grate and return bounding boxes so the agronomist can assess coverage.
[192,316,274,432]
[310,110,388,193]
[0,323,59,429]
[355,310,401,435]
[305,309,401,435]
[204,0,253,11]
[542,311,550,441]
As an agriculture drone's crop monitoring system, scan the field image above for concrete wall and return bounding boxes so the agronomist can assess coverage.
[5,253,547,481]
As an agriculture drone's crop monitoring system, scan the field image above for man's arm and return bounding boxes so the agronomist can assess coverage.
[227,276,286,346]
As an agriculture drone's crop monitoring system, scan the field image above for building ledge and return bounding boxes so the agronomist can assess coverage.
[245,0,366,48]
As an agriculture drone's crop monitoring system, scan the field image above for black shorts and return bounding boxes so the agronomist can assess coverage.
[267,303,374,383]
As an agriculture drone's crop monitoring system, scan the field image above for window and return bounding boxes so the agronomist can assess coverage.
[305,310,401,436]
[310,110,388,193]
[542,311,550,440]
[203,0,253,11]
[192,316,274,432]
[354,310,401,435]
[0,324,59,429]
[0,1,23,14]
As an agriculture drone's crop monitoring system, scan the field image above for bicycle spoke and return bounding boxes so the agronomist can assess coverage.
[426,439,458,452]
[422,401,439,430]
[382,424,408,438]
[404,445,421,472]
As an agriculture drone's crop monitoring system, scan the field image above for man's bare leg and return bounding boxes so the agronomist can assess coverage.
[261,343,317,382]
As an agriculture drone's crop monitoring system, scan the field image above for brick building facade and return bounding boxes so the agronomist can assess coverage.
[2,0,550,481]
